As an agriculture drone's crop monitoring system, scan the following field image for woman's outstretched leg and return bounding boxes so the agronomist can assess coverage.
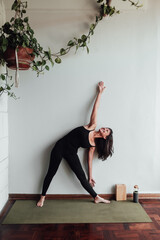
[37,144,63,207]
[64,153,110,203]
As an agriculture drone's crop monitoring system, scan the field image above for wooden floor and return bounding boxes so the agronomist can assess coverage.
[0,199,160,240]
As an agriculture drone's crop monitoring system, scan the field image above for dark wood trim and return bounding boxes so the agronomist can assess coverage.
[9,194,114,200]
[0,199,15,224]
[127,193,160,199]
[0,200,10,217]
[9,193,160,200]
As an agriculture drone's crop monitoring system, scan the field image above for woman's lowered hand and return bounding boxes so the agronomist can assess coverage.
[89,178,96,187]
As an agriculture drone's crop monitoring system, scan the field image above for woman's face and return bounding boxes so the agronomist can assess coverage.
[99,127,111,139]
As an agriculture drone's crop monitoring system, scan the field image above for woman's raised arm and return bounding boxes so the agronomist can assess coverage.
[87,81,106,129]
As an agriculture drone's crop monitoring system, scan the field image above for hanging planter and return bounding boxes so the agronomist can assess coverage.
[0,0,142,99]
[3,46,35,70]
[3,46,35,88]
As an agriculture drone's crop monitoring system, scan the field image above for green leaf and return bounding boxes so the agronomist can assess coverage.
[2,45,7,52]
[44,51,50,59]
[37,61,42,66]
[22,42,26,48]
[30,29,34,35]
[86,46,89,54]
[90,30,94,35]
[32,38,37,44]
[60,48,66,55]
[11,2,18,10]
[75,45,79,53]
[109,9,115,16]
[0,74,6,80]
[78,39,82,44]
[49,58,54,67]
[80,42,86,47]
[2,38,8,45]
[32,65,38,71]
[81,34,87,42]
[24,17,28,22]
[42,60,46,66]
[10,17,15,22]
[96,16,99,22]
[55,57,61,64]
[67,40,75,47]
[2,22,11,34]
[45,65,49,70]
[47,48,53,61]
[0,86,4,92]
[6,85,11,90]
[90,24,95,31]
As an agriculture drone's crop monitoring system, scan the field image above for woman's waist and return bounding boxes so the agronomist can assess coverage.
[56,137,79,153]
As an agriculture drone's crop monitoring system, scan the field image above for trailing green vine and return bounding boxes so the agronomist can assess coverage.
[0,0,142,99]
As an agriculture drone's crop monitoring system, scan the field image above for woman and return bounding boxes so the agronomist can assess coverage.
[37,81,113,207]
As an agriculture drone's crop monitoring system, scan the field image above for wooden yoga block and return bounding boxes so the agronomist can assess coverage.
[115,184,126,201]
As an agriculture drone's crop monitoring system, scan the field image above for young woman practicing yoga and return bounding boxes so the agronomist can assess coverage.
[37,81,113,207]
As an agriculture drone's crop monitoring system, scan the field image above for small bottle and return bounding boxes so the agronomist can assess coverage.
[133,185,139,203]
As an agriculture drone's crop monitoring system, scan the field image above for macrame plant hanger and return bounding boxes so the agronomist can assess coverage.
[15,47,19,87]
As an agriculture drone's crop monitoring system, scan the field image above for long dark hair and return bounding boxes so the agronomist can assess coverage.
[95,128,114,161]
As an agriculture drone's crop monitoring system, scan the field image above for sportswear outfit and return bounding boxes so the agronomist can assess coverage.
[41,126,97,198]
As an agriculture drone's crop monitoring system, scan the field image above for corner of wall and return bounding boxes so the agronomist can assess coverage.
[0,0,9,213]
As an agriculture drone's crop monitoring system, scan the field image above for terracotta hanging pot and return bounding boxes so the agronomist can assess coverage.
[3,46,35,70]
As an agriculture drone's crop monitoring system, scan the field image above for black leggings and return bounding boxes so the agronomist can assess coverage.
[41,142,97,198]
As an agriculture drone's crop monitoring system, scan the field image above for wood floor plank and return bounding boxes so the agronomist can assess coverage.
[129,222,157,231]
[103,230,116,240]
[114,231,142,239]
[96,223,125,231]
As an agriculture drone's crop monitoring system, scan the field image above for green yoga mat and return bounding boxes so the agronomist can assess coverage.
[2,199,152,224]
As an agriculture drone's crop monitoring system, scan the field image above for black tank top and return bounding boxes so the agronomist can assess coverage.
[61,126,95,153]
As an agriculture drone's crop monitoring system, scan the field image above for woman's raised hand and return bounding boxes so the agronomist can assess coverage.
[98,81,106,94]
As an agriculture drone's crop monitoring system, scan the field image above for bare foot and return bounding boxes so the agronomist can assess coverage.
[94,195,110,204]
[37,196,45,207]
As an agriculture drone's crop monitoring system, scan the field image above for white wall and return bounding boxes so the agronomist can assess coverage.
[0,0,9,212]
[154,0,160,191]
[5,0,160,195]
